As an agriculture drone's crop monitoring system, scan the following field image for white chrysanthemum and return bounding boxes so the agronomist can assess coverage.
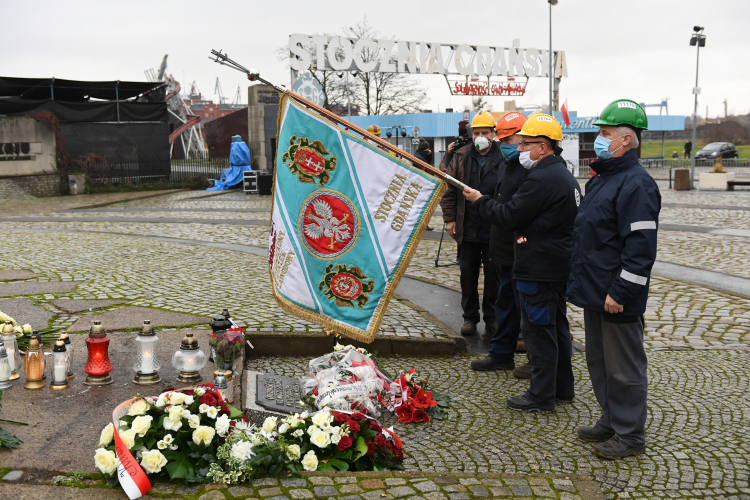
[230,440,255,461]
[215,414,231,437]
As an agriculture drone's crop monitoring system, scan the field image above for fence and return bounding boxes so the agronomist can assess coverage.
[567,158,750,181]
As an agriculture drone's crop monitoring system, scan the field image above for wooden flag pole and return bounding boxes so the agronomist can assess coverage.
[209,49,469,191]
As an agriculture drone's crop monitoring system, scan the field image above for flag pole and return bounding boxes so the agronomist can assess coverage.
[209,49,468,191]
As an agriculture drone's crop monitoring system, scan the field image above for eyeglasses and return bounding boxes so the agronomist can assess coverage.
[517,141,543,149]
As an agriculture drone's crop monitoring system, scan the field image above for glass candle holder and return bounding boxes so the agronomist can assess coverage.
[1,321,21,381]
[0,345,12,389]
[59,333,74,380]
[223,369,235,403]
[84,321,113,386]
[50,340,70,390]
[133,320,160,385]
[24,338,45,389]
[172,333,207,384]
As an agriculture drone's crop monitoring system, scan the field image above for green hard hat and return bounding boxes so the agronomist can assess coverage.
[593,99,648,130]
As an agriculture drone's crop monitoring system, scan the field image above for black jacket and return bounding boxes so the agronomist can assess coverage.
[567,149,661,317]
[474,155,581,282]
[486,156,527,268]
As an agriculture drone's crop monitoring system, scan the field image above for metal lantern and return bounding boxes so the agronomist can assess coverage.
[50,340,70,390]
[172,333,207,384]
[209,315,232,333]
[24,338,45,389]
[133,320,160,385]
[0,345,12,389]
[1,321,21,381]
[84,320,113,386]
[213,370,229,401]
[59,333,74,380]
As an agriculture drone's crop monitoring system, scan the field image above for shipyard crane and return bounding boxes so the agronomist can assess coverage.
[214,78,228,104]
[639,98,669,115]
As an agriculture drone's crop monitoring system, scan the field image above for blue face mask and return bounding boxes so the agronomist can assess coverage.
[500,144,519,161]
[594,134,625,159]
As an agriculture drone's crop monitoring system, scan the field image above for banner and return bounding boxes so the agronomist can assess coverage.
[269,94,446,343]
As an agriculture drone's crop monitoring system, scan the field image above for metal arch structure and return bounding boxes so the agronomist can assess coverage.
[145,56,206,158]
[639,99,669,116]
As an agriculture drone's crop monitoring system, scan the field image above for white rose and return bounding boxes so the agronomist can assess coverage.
[127,398,150,416]
[206,406,218,419]
[188,415,200,429]
[286,444,301,461]
[300,411,309,419]
[192,425,216,446]
[330,433,341,445]
[309,429,331,448]
[167,405,184,421]
[119,429,137,450]
[167,392,191,406]
[262,417,277,434]
[292,429,304,438]
[131,415,153,437]
[230,440,255,461]
[155,395,167,408]
[94,448,118,475]
[301,450,318,471]
[278,423,289,434]
[99,423,114,447]
[157,440,167,450]
[215,414,231,437]
[311,410,332,427]
[140,449,168,474]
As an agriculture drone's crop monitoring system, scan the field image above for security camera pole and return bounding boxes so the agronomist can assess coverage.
[689,26,706,189]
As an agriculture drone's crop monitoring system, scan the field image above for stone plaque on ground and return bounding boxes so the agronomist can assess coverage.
[255,373,303,413]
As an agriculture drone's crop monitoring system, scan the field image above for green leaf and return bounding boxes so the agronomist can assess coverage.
[352,436,368,461]
[145,436,157,449]
[165,452,195,480]
[333,449,352,461]
[359,429,377,441]
[0,427,22,449]
[225,403,243,419]
[326,459,349,471]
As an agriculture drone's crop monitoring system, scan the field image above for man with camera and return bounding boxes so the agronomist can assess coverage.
[440,111,502,337]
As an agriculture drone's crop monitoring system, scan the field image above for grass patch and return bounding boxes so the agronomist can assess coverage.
[0,467,11,479]
[642,140,750,158]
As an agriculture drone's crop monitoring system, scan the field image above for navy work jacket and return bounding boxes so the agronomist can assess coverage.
[566,149,661,317]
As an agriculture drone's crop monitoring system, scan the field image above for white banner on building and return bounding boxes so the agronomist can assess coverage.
[560,133,580,177]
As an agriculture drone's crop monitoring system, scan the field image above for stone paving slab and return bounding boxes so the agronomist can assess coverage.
[0,297,55,330]
[0,269,41,281]
[0,280,79,297]
[66,305,209,332]
[50,299,126,314]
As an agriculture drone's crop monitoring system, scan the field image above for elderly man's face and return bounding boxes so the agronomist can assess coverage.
[499,135,521,146]
[598,125,629,151]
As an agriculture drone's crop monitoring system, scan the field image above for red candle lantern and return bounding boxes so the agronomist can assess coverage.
[84,320,113,386]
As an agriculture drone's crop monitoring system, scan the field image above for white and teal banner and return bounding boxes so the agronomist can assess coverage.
[269,94,446,343]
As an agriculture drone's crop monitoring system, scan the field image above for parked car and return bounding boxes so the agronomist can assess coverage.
[695,142,738,160]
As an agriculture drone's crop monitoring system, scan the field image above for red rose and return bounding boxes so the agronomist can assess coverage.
[412,409,430,423]
[312,387,319,396]
[219,402,230,416]
[412,388,437,409]
[351,411,366,421]
[337,435,353,451]
[181,389,194,396]
[333,411,348,423]
[345,420,360,433]
[199,392,218,407]
[374,433,386,448]
[395,404,415,423]
[393,448,403,462]
[365,441,376,457]
[367,419,381,432]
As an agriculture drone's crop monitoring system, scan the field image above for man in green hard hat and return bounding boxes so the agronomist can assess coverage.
[567,99,661,459]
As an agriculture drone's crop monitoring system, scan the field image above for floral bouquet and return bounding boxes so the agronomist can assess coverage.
[94,384,246,484]
[208,408,403,483]
[208,328,245,369]
[379,369,451,423]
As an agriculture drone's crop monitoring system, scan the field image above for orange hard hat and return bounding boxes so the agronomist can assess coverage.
[494,112,528,140]
[367,124,381,136]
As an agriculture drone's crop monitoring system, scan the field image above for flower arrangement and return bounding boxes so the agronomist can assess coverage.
[94,385,245,483]
[380,369,451,423]
[0,310,30,337]
[208,328,245,369]
[208,408,403,483]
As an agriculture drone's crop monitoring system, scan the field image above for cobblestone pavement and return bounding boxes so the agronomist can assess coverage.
[657,231,750,279]
[659,207,750,230]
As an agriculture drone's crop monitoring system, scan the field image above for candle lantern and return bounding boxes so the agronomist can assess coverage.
[172,333,207,384]
[59,333,74,380]
[24,338,45,389]
[31,331,48,380]
[133,320,160,385]
[209,315,232,333]
[1,321,21,381]
[84,320,113,386]
[223,369,235,403]
[50,340,70,390]
[213,370,229,402]
[0,345,12,389]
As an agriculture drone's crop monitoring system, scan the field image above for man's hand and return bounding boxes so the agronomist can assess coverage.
[463,187,482,203]
[446,221,456,239]
[604,294,624,314]
[448,142,456,153]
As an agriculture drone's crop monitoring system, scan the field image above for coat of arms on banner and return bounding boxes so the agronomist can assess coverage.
[269,93,447,343]
[281,135,337,186]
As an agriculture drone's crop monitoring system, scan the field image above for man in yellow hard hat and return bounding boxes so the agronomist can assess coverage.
[464,113,581,413]
[440,111,502,337]
[366,124,381,136]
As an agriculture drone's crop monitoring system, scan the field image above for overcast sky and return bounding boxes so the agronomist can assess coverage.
[3,0,749,119]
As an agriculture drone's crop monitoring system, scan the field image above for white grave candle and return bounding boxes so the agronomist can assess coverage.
[6,347,14,371]
[54,363,67,383]
[141,349,154,374]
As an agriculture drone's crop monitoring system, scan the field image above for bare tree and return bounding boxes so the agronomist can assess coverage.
[472,96,487,112]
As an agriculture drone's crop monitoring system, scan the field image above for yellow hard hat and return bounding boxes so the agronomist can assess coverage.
[367,124,381,136]
[517,113,563,141]
[470,111,496,129]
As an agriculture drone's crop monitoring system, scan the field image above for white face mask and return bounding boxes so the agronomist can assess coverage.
[519,144,542,169]
[474,135,491,151]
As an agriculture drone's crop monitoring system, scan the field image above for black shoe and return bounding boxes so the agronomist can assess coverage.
[556,395,575,404]
[460,321,477,336]
[470,356,514,371]
[593,435,646,460]
[577,425,615,442]
[485,323,498,337]
[512,363,532,379]
[426,226,434,231]
[506,395,555,413]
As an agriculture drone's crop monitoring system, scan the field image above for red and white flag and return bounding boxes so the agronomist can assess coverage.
[561,99,571,126]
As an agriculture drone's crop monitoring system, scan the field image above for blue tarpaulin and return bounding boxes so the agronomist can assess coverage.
[208,139,252,191]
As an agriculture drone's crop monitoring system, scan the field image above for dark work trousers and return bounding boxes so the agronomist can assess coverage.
[488,265,520,363]
[583,309,648,447]
[457,241,498,326]
[516,280,575,406]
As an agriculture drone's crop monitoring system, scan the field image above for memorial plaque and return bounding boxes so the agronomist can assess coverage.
[256,373,304,413]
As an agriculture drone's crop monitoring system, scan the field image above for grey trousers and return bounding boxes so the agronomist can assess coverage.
[584,309,648,446]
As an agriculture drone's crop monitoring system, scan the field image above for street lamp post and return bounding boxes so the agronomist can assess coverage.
[689,26,706,189]
[548,0,558,115]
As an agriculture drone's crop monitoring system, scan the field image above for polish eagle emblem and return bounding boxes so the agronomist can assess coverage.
[304,199,351,250]
[298,190,360,260]
[281,135,337,186]
[318,263,375,309]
